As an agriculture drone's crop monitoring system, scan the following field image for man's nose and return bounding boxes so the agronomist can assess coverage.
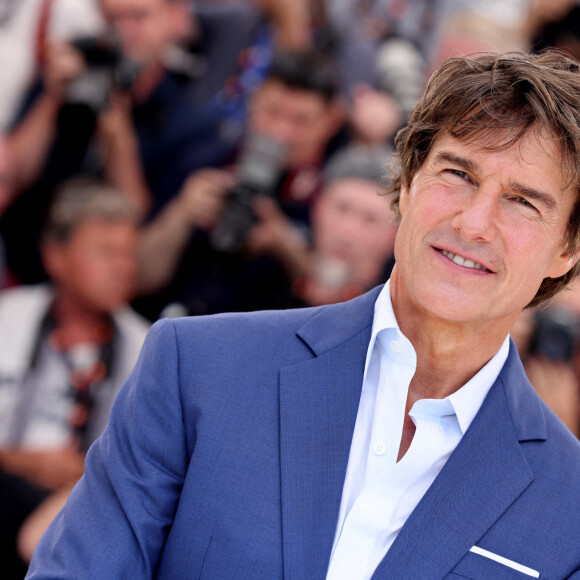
[450,187,499,243]
[109,15,138,40]
[267,117,296,146]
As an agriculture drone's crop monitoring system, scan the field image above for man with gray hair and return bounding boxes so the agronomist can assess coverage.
[249,143,397,309]
[0,178,149,495]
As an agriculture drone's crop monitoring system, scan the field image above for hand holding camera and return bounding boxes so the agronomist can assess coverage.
[210,133,288,252]
[245,197,304,257]
[43,42,87,102]
[60,34,141,113]
[176,169,235,231]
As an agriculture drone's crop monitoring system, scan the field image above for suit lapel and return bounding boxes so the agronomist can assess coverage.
[279,289,379,580]
[372,345,541,578]
[279,290,546,579]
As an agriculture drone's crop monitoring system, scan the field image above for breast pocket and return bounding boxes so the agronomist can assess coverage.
[446,550,541,579]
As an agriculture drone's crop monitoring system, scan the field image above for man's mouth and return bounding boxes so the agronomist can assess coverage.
[438,249,491,272]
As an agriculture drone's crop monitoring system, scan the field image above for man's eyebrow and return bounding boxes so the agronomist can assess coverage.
[510,182,557,211]
[433,151,481,175]
[434,150,558,211]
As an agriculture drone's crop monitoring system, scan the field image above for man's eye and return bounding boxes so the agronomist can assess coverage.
[515,196,536,210]
[447,169,469,181]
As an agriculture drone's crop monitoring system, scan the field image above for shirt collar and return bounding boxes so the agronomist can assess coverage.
[363,281,416,383]
[365,280,510,434]
[447,336,509,434]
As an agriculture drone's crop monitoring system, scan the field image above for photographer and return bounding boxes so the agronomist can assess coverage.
[1,0,257,285]
[135,49,343,319]
[256,144,398,310]
[0,179,149,483]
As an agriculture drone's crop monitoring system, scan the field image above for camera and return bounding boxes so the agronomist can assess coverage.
[210,133,287,253]
[63,34,141,112]
[530,306,580,361]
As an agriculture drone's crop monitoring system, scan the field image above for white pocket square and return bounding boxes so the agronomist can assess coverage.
[469,545,539,578]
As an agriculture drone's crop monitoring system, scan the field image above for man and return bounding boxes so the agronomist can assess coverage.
[135,49,342,318]
[27,51,580,578]
[250,144,398,309]
[298,145,397,305]
[1,0,264,283]
[0,179,149,492]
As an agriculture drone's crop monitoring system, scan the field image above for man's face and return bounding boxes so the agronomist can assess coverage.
[393,130,578,330]
[99,0,176,66]
[249,80,336,168]
[45,218,138,313]
[313,178,396,274]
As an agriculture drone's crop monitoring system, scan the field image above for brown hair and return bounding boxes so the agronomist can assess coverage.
[386,50,580,307]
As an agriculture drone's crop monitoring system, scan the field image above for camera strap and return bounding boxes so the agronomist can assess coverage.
[34,0,56,69]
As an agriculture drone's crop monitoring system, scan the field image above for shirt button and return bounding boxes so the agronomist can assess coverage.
[373,442,387,456]
[390,340,401,353]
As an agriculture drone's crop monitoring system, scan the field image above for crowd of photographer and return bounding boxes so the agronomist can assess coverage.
[0,0,579,577]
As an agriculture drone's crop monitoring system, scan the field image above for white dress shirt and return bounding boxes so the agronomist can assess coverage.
[326,281,510,579]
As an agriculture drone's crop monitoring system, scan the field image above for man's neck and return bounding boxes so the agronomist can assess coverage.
[389,269,512,401]
[50,291,110,347]
[131,61,166,104]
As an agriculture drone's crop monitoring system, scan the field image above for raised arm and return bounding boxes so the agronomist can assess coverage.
[137,168,233,295]
[97,91,152,218]
[9,43,84,192]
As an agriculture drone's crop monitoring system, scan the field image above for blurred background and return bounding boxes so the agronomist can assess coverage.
[0,0,579,576]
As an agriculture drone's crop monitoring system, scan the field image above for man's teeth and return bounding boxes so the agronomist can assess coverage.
[440,249,486,270]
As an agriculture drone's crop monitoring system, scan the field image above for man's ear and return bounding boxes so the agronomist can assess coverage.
[324,98,346,140]
[398,181,410,216]
[167,0,195,44]
[546,246,580,279]
[248,84,265,114]
[41,240,66,282]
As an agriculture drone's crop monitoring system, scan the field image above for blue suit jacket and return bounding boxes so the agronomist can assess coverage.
[27,288,580,579]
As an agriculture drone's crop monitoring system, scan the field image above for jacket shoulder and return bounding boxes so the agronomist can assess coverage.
[166,286,380,359]
[533,400,580,477]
